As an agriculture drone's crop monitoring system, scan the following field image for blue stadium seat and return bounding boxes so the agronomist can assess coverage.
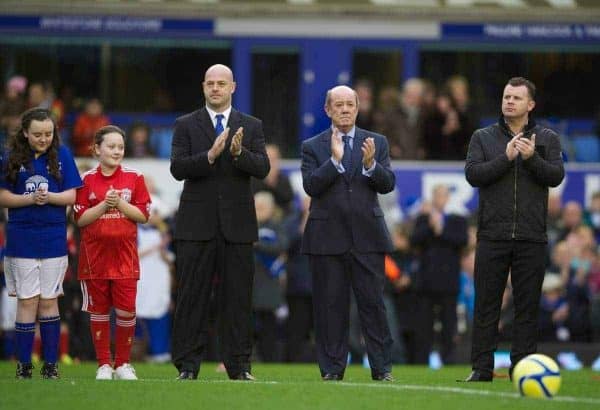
[572,135,600,162]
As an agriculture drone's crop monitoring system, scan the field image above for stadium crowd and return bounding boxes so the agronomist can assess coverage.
[0,73,599,370]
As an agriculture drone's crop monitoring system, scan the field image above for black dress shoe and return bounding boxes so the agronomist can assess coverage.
[372,372,394,382]
[176,370,197,380]
[322,373,343,381]
[458,370,493,382]
[231,371,255,381]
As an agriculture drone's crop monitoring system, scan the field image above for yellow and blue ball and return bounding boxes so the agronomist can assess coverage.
[512,354,561,398]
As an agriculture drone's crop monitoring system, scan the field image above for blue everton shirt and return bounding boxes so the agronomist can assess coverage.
[0,145,82,258]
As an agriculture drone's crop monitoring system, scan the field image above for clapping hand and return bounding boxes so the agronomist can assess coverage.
[515,133,536,160]
[104,186,121,208]
[230,127,244,157]
[506,133,521,161]
[331,128,344,163]
[361,137,375,169]
[33,186,49,206]
[208,127,230,163]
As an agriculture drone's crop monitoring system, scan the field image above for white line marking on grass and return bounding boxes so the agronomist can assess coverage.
[14,377,596,405]
[335,382,600,405]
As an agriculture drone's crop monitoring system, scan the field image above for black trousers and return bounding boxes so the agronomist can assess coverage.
[471,239,546,374]
[171,236,254,378]
[310,252,392,378]
[286,294,314,362]
[254,310,279,362]
[414,292,458,365]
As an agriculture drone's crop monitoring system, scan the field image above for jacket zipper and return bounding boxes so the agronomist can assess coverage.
[512,162,517,239]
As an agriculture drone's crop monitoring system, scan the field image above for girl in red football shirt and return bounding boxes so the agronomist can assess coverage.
[74,125,150,380]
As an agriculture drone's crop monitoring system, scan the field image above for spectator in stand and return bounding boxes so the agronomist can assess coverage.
[25,82,65,132]
[563,227,593,341]
[423,92,472,160]
[252,191,288,362]
[547,191,563,247]
[71,98,110,157]
[421,80,437,117]
[252,144,294,214]
[126,122,154,158]
[45,83,66,131]
[388,223,418,363]
[0,76,27,123]
[136,197,174,363]
[458,246,476,325]
[150,127,173,159]
[0,212,16,359]
[557,201,584,242]
[583,191,600,243]
[588,256,600,344]
[27,83,50,110]
[0,105,22,148]
[445,75,478,137]
[410,184,468,365]
[354,79,376,131]
[538,273,569,342]
[377,79,425,160]
[284,196,314,363]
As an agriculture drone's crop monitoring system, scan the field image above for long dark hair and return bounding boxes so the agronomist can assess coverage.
[6,108,61,184]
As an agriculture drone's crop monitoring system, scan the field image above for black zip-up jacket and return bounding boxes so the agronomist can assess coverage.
[465,117,564,243]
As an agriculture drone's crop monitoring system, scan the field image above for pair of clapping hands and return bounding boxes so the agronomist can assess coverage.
[31,186,49,206]
[104,186,122,208]
[506,132,536,161]
[207,127,244,164]
[330,128,376,169]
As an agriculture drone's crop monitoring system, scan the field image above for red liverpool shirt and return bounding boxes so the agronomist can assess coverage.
[74,165,151,280]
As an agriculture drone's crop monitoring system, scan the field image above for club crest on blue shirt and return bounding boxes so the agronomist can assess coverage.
[121,188,132,203]
[24,175,49,194]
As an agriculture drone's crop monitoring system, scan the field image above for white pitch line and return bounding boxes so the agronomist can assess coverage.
[22,377,598,405]
[334,381,600,405]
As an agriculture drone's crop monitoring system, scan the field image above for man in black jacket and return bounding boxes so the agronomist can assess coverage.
[170,64,270,380]
[462,77,564,382]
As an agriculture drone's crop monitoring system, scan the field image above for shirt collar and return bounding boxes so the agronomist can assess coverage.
[331,126,356,139]
[206,106,232,127]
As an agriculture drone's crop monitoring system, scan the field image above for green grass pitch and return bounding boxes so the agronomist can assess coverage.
[1,362,599,410]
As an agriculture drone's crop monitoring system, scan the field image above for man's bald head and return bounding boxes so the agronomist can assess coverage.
[325,85,358,108]
[205,64,234,82]
[203,64,236,112]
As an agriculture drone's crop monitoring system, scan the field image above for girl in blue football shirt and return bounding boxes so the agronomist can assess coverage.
[0,108,82,379]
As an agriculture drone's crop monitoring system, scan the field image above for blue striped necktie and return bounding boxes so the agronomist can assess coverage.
[215,114,225,135]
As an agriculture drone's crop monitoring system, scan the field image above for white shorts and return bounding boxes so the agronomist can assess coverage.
[4,256,68,299]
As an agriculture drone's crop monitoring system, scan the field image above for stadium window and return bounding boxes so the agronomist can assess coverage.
[0,43,101,107]
[352,50,403,99]
[419,50,600,119]
[252,51,299,158]
[109,46,231,112]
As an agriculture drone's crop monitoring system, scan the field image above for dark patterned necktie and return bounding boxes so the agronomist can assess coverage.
[342,135,352,171]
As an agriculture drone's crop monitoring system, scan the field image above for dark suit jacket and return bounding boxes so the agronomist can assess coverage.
[170,107,270,243]
[410,212,468,294]
[300,127,395,255]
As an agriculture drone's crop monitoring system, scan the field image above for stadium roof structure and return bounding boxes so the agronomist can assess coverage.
[2,0,600,23]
